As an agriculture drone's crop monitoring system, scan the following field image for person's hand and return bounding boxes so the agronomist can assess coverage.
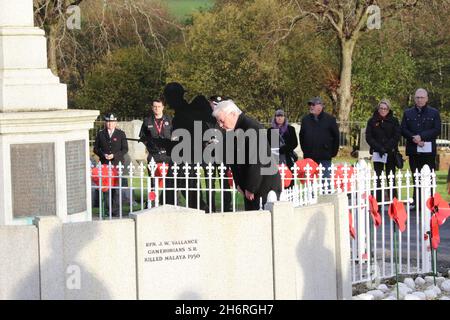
[412,135,422,144]
[418,141,425,147]
[245,190,255,201]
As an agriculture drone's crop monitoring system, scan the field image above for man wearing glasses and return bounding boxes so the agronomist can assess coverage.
[401,88,441,207]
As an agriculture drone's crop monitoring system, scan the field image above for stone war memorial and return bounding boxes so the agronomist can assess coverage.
[0,0,98,225]
[0,0,353,300]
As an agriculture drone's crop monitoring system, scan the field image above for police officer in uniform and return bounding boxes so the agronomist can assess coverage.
[94,113,129,216]
[139,99,174,205]
[94,113,129,166]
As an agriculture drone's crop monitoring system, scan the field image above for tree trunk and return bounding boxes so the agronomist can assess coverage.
[337,38,356,135]
[45,22,59,76]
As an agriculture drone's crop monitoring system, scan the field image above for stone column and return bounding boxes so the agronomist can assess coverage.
[0,0,99,225]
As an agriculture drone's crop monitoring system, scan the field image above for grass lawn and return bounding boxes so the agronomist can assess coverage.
[165,0,215,19]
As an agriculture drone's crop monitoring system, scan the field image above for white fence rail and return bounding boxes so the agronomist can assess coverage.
[90,159,436,284]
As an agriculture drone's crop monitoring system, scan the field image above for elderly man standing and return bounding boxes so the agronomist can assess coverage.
[299,97,340,178]
[212,100,281,210]
[401,88,441,207]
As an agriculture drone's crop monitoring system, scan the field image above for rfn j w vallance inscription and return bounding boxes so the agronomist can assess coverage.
[144,239,200,262]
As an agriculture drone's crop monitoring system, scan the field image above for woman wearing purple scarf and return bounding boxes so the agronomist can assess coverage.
[268,109,298,169]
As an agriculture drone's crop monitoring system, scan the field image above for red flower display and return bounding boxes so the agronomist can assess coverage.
[91,165,119,192]
[349,210,356,239]
[154,163,169,188]
[226,169,234,188]
[431,216,440,250]
[426,193,450,250]
[368,195,382,227]
[278,164,293,188]
[388,197,407,232]
[332,165,355,191]
[295,158,319,183]
[148,191,156,202]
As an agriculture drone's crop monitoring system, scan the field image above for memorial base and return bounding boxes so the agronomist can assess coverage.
[0,109,99,225]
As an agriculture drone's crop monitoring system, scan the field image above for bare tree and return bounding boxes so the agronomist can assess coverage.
[33,0,181,76]
[275,0,421,128]
[33,0,82,75]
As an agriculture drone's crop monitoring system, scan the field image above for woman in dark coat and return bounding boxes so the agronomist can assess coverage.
[366,100,401,198]
[268,109,298,169]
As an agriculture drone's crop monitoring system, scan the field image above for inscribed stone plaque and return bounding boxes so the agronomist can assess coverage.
[11,143,56,217]
[133,207,274,300]
[65,140,86,214]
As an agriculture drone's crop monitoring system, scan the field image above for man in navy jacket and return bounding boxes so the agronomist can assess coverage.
[401,88,441,173]
[401,88,441,206]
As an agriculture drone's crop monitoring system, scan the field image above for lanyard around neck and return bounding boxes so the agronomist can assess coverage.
[154,117,164,135]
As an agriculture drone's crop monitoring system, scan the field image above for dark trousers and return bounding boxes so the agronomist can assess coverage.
[409,154,436,206]
[103,178,128,217]
[373,154,397,202]
[203,163,232,212]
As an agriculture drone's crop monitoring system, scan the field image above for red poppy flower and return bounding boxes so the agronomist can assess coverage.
[148,191,156,202]
[426,193,450,250]
[333,165,355,191]
[349,210,356,239]
[91,165,119,192]
[278,164,293,188]
[154,163,169,188]
[388,197,407,232]
[431,215,440,250]
[368,195,382,227]
[226,169,234,188]
[426,193,450,225]
[295,158,319,183]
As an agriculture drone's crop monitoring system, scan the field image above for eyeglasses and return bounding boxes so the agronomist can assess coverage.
[379,107,389,111]
[275,114,285,117]
[415,96,427,99]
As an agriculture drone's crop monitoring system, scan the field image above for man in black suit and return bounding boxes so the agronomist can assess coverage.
[299,97,339,179]
[212,100,281,210]
[94,113,129,216]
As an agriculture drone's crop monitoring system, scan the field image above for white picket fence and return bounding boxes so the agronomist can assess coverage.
[90,159,437,284]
